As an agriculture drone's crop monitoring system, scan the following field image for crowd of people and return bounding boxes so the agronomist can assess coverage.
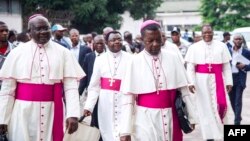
[0,14,250,141]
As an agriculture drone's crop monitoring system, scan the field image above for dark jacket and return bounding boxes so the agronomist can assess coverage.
[78,45,92,95]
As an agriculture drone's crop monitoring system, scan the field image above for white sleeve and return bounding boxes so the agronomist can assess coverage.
[84,59,101,113]
[120,93,135,137]
[64,78,81,119]
[186,62,196,85]
[223,62,233,86]
[180,86,198,124]
[0,79,17,124]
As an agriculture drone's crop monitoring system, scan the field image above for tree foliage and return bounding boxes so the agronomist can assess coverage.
[21,0,163,33]
[200,0,250,31]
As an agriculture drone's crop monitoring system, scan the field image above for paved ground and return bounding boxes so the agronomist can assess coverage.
[183,72,250,141]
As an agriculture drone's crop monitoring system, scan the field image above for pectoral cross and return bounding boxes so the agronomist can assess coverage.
[109,78,115,86]
[208,64,212,72]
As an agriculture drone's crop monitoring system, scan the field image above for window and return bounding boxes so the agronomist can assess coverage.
[0,0,21,14]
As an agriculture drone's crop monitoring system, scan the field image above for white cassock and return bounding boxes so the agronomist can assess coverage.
[120,49,197,141]
[185,40,233,140]
[84,50,131,141]
[0,40,85,141]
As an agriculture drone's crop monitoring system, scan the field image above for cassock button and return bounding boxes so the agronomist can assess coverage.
[41,115,44,117]
[40,60,43,62]
[164,123,167,126]
[41,123,44,125]
[41,67,44,69]
[42,75,45,77]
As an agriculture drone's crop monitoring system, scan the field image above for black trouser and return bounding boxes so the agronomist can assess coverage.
[91,99,102,141]
[229,84,244,125]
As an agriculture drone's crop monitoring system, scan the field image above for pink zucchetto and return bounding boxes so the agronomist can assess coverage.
[28,14,43,22]
[140,20,161,32]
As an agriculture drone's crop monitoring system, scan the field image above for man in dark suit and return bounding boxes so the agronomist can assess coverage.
[68,28,92,95]
[81,35,105,91]
[229,33,250,125]
[80,35,105,141]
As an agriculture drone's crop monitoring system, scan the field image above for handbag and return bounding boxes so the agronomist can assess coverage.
[175,90,193,134]
[0,133,8,141]
[63,116,100,141]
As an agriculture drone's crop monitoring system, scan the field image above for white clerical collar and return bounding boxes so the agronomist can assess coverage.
[144,49,161,59]
[32,39,50,48]
[107,49,122,58]
[203,40,213,45]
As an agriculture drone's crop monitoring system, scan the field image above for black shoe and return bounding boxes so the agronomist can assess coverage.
[207,140,214,141]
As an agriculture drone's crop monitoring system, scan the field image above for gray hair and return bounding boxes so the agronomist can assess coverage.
[233,33,243,40]
[69,28,79,35]
[93,35,105,42]
[28,15,50,30]
[103,27,113,34]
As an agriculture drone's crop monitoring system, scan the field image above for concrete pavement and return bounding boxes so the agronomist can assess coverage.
[183,72,250,141]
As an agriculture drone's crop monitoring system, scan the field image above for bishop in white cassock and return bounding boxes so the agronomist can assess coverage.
[119,20,197,141]
[0,15,85,141]
[83,31,132,141]
[185,24,233,140]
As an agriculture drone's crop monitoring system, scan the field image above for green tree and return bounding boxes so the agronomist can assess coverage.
[200,0,250,31]
[22,0,163,33]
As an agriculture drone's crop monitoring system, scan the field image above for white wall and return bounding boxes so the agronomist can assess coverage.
[119,11,143,38]
[0,14,22,33]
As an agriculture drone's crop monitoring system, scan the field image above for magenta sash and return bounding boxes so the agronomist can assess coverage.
[100,77,121,91]
[15,83,64,141]
[196,64,227,121]
[137,90,182,141]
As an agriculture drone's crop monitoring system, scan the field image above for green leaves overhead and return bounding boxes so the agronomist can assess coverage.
[200,0,250,31]
[21,0,163,33]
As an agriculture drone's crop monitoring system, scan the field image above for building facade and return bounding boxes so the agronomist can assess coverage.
[155,0,201,32]
[0,0,22,32]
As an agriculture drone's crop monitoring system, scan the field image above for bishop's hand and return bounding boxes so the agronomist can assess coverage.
[188,85,196,94]
[83,109,92,117]
[66,117,78,134]
[226,85,232,93]
[0,124,7,134]
[120,135,131,141]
